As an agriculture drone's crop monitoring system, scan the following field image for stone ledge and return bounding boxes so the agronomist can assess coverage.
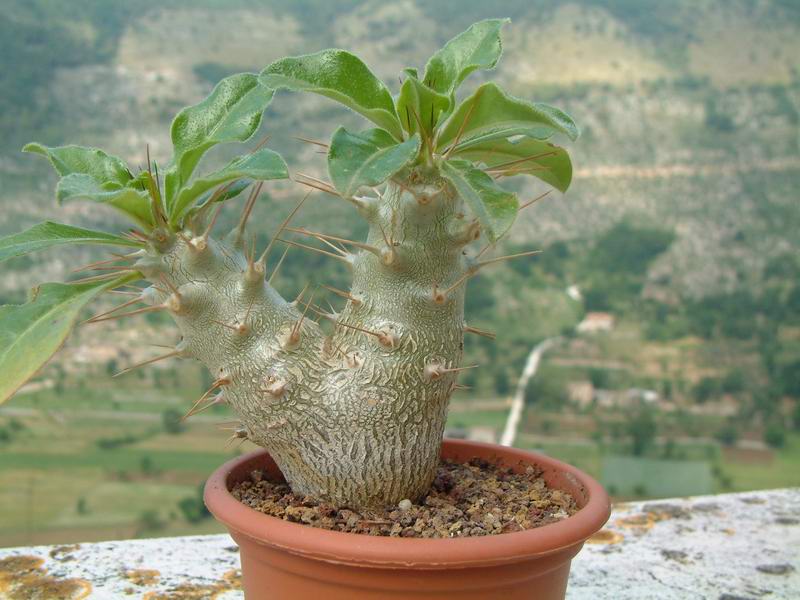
[1,489,797,599]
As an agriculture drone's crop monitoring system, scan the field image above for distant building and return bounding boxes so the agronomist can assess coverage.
[566,285,582,301]
[577,312,615,333]
[567,381,595,408]
[626,388,659,404]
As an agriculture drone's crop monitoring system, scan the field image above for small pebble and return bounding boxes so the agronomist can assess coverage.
[231,458,578,538]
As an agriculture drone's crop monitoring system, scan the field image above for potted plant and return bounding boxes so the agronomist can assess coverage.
[0,19,609,599]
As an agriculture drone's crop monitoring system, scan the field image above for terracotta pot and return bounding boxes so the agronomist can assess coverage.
[204,439,610,599]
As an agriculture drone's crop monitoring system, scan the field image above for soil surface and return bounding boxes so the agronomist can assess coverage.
[231,458,578,538]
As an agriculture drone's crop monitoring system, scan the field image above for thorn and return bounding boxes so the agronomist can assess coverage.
[126,230,150,242]
[216,420,241,430]
[250,133,272,154]
[210,319,240,332]
[443,364,480,374]
[477,249,543,269]
[235,182,264,245]
[75,265,136,273]
[294,173,364,209]
[292,282,311,305]
[258,191,312,264]
[202,202,224,241]
[293,173,339,197]
[321,284,362,306]
[375,222,396,265]
[178,231,207,254]
[433,270,475,303]
[475,242,494,260]
[118,284,146,293]
[425,362,479,381]
[153,161,162,205]
[324,299,338,316]
[285,227,380,258]
[325,318,386,344]
[84,304,166,324]
[451,383,472,391]
[243,235,266,283]
[85,295,145,322]
[520,190,552,210]
[238,296,256,335]
[453,220,481,245]
[286,227,350,257]
[268,247,290,284]
[70,271,134,285]
[183,377,230,421]
[72,254,135,274]
[464,325,496,340]
[377,328,398,349]
[293,136,329,148]
[390,177,416,197]
[186,391,227,419]
[260,375,287,398]
[484,151,558,173]
[225,427,249,447]
[290,286,318,344]
[158,274,181,297]
[113,350,181,377]
[443,87,483,159]
[206,180,238,205]
[277,237,353,264]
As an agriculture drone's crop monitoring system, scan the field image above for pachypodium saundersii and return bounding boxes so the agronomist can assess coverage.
[0,19,577,510]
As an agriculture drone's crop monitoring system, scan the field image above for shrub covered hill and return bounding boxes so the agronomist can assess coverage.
[1,0,799,410]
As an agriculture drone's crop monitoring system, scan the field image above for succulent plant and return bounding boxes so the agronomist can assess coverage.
[0,19,576,510]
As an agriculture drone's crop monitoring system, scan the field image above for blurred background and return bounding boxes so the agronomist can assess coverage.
[0,0,798,547]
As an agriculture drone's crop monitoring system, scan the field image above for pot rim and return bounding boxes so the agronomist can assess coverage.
[204,439,611,569]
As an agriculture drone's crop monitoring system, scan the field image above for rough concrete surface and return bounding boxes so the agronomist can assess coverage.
[0,489,797,599]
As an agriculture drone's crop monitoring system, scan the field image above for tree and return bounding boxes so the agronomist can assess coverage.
[763,423,786,449]
[0,20,578,511]
[626,407,657,456]
[178,484,211,524]
[693,377,720,404]
[493,371,510,396]
[136,510,165,535]
[715,422,740,446]
[162,409,185,435]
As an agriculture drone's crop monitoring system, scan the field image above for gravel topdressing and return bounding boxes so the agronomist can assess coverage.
[231,457,579,538]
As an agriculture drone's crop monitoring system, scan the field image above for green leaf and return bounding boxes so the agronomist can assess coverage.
[23,143,152,226]
[396,75,450,138]
[0,275,137,404]
[454,138,573,192]
[436,83,580,152]
[440,159,518,243]
[260,50,402,140]
[0,221,140,263]
[168,73,274,208]
[23,143,132,183]
[422,19,508,96]
[170,148,289,225]
[57,174,154,229]
[328,127,420,198]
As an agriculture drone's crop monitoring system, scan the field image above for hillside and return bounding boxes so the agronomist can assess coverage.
[1,0,799,545]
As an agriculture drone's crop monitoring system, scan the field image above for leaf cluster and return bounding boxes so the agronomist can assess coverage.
[0,18,578,404]
[261,18,577,241]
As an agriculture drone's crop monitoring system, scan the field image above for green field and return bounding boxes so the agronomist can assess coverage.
[0,378,242,547]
